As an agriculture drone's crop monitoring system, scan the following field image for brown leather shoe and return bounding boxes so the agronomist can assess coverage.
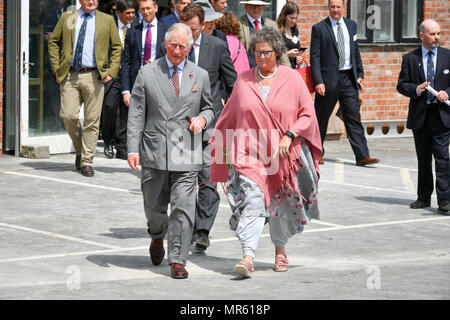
[170,263,188,279]
[149,238,165,266]
[80,165,94,177]
[356,157,380,166]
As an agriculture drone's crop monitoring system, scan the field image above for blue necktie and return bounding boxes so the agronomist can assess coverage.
[73,13,89,71]
[188,47,195,63]
[427,51,435,103]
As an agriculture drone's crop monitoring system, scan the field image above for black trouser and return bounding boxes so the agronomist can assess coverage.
[195,141,220,234]
[412,105,450,205]
[101,73,128,154]
[314,70,369,161]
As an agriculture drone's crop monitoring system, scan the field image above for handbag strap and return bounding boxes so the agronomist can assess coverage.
[232,41,241,64]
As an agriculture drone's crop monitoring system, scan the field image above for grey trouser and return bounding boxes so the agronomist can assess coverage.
[141,167,198,265]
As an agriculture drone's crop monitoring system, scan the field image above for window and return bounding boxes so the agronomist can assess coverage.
[348,0,423,44]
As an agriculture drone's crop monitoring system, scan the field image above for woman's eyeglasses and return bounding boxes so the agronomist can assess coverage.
[254,50,274,57]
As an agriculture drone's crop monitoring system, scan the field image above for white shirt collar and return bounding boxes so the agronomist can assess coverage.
[246,13,261,26]
[143,17,157,28]
[329,15,344,26]
[422,45,438,57]
[165,56,186,72]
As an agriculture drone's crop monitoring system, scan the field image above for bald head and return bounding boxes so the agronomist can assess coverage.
[419,19,441,50]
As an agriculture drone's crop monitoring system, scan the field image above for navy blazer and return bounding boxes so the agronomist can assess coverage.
[310,17,364,92]
[397,46,450,129]
[160,12,178,27]
[120,20,169,93]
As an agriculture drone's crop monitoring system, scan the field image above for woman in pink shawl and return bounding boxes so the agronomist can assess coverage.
[209,27,322,278]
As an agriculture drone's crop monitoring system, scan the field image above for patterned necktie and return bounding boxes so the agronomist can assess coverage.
[143,24,152,65]
[427,51,435,103]
[188,46,195,63]
[254,20,259,30]
[336,21,346,69]
[73,13,89,71]
[172,67,179,98]
[122,26,127,48]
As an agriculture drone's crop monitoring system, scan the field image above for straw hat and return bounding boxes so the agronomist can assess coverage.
[240,0,271,5]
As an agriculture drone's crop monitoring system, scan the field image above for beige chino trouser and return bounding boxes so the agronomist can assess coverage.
[60,70,104,167]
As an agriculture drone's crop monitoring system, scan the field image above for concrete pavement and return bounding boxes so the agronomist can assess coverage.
[0,137,449,300]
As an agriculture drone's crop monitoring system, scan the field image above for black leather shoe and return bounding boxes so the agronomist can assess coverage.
[80,165,94,177]
[438,201,450,212]
[75,155,81,171]
[104,144,115,159]
[115,150,128,160]
[193,230,210,250]
[410,200,431,209]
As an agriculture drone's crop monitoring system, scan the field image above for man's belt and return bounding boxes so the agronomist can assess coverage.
[70,67,97,72]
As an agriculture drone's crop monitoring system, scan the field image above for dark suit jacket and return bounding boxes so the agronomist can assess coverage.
[161,12,178,27]
[195,33,237,134]
[397,46,450,129]
[120,20,169,93]
[310,17,364,91]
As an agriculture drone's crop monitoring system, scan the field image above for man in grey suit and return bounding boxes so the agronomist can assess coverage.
[127,23,215,279]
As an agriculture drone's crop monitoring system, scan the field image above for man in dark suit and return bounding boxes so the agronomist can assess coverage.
[179,3,237,252]
[161,0,192,26]
[121,0,169,124]
[397,19,450,215]
[310,0,379,166]
[101,0,137,160]
[127,23,215,279]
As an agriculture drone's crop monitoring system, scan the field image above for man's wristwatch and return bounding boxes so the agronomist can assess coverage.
[285,131,295,140]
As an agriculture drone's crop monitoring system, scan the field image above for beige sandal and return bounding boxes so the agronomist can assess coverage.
[274,255,289,272]
[234,259,254,278]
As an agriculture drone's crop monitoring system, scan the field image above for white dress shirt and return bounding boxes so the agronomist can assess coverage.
[329,15,351,70]
[141,17,158,65]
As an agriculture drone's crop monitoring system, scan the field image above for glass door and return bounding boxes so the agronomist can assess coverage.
[20,0,77,154]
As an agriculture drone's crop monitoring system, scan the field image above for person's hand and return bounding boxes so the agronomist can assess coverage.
[357,77,364,91]
[436,90,449,103]
[416,81,430,95]
[279,135,293,159]
[123,93,131,107]
[128,154,140,171]
[295,55,304,66]
[315,83,325,96]
[55,76,61,84]
[287,48,299,58]
[188,116,206,134]
[104,75,113,83]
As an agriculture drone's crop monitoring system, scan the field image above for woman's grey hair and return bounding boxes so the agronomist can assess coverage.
[249,27,287,63]
[165,23,194,48]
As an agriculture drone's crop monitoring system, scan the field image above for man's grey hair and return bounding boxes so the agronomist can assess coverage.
[165,23,194,47]
[249,27,287,63]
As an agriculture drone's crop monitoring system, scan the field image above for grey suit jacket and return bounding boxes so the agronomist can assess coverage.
[238,14,290,68]
[127,57,215,171]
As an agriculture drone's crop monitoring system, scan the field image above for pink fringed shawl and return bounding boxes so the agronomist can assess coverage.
[209,65,322,209]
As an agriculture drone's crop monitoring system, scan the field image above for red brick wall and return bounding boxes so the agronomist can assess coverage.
[294,0,450,121]
[0,0,3,156]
